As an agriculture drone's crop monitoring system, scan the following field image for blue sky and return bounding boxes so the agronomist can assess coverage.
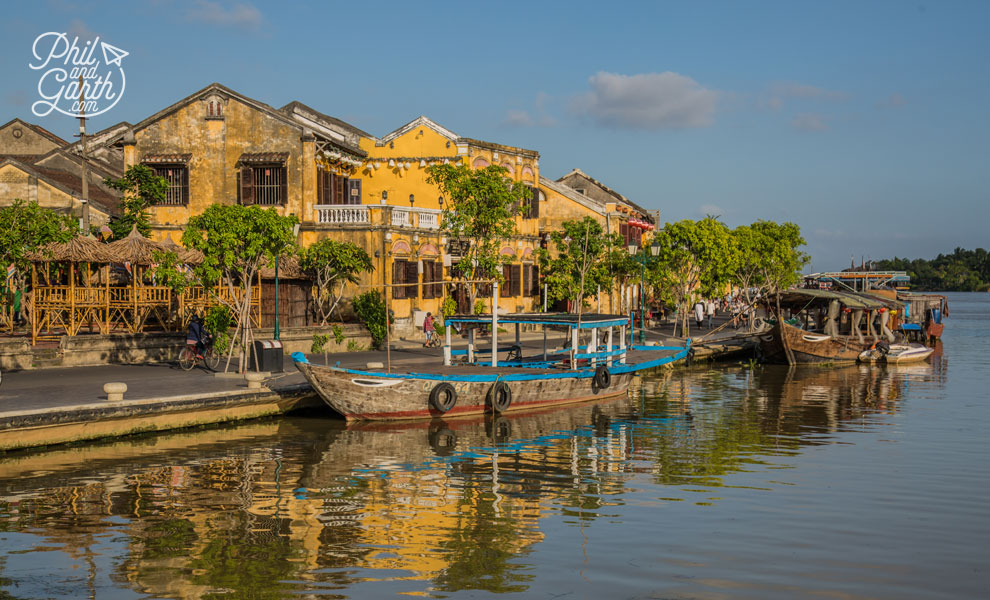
[2,0,987,271]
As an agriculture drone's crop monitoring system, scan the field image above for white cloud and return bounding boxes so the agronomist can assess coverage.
[570,71,718,130]
[186,1,263,30]
[503,92,557,128]
[67,18,97,40]
[877,92,907,109]
[791,112,828,132]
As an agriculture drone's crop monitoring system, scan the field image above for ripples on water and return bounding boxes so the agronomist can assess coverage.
[1,293,988,599]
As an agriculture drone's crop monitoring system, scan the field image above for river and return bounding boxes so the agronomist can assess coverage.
[1,292,987,599]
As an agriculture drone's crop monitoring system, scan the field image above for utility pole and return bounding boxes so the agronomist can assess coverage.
[76,75,90,233]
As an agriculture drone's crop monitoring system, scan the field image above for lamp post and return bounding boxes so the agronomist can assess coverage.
[274,221,301,341]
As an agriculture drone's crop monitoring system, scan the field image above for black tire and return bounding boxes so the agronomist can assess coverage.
[178,347,195,371]
[487,380,512,413]
[429,382,457,413]
[593,365,611,389]
[204,347,221,371]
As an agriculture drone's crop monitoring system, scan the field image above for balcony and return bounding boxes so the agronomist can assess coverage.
[391,207,441,230]
[315,205,370,225]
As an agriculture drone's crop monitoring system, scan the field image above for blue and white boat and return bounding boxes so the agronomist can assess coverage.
[293,313,689,421]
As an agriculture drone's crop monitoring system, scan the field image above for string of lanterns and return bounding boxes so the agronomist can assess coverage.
[363,157,463,171]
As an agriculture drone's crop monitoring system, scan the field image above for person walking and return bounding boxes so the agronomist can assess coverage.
[423,312,436,347]
[694,300,705,330]
[706,299,716,329]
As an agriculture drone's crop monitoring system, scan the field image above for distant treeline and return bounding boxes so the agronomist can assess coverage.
[875,247,990,292]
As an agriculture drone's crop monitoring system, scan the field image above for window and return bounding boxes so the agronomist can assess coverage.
[151,165,188,206]
[240,164,287,206]
[522,186,540,219]
[502,264,522,297]
[317,166,361,205]
[392,259,419,299]
[620,223,642,247]
[523,264,540,297]
[422,260,442,299]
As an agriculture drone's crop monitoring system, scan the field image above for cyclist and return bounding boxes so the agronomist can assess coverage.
[186,315,207,359]
[423,312,436,347]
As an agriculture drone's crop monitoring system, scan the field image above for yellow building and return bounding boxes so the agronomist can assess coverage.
[55,83,657,332]
[0,118,118,227]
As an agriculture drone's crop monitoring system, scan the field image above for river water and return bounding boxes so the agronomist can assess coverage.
[1,292,987,599]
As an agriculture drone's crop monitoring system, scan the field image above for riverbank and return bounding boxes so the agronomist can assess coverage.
[0,317,751,452]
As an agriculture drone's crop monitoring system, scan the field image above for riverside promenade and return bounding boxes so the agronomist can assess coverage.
[0,316,751,452]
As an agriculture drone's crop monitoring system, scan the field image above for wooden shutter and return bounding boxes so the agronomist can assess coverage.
[620,223,629,245]
[240,166,255,205]
[406,261,419,299]
[279,166,288,205]
[349,179,362,205]
[530,187,540,219]
[334,174,346,205]
[522,265,532,297]
[181,166,190,205]
[511,265,521,297]
[531,266,540,297]
[392,260,405,299]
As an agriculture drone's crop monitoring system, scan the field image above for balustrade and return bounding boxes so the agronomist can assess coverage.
[315,205,370,225]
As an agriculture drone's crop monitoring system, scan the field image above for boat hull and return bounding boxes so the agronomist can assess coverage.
[761,322,870,365]
[858,344,934,364]
[296,362,634,421]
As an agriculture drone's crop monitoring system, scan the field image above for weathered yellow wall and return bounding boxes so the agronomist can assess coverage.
[0,163,109,225]
[130,96,313,240]
[0,121,62,155]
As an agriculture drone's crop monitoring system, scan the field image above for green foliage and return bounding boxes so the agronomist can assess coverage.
[332,323,346,345]
[537,216,626,311]
[426,163,528,298]
[441,295,457,317]
[731,220,808,313]
[204,305,234,354]
[0,199,77,289]
[103,164,168,239]
[648,217,737,335]
[300,238,374,324]
[473,298,487,315]
[875,247,990,291]
[353,291,391,350]
[151,249,196,294]
[311,333,330,354]
[346,339,363,352]
[434,322,446,337]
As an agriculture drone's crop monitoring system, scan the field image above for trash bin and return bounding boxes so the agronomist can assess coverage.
[250,340,284,373]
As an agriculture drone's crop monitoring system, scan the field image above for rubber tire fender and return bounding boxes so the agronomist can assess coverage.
[593,365,611,389]
[488,380,512,413]
[429,382,457,413]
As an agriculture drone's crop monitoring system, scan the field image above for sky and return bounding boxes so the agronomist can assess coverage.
[2,0,987,272]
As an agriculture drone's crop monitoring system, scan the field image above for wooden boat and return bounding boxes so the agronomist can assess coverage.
[895,292,949,342]
[760,289,904,365]
[294,313,689,421]
[858,342,934,364]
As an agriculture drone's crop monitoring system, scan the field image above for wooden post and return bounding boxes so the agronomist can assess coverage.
[619,323,627,364]
[570,325,578,370]
[443,320,452,366]
[468,326,475,364]
[590,326,598,367]
[491,281,499,368]
[104,264,110,333]
[69,262,76,336]
[607,326,613,367]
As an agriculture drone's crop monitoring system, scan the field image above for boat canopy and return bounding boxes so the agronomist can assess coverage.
[777,289,900,310]
[445,312,630,329]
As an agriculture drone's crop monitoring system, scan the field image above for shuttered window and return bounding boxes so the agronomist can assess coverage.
[522,186,540,219]
[523,264,540,297]
[392,259,419,299]
[152,165,189,206]
[241,164,287,206]
[502,264,521,297]
[317,168,361,205]
[422,260,442,299]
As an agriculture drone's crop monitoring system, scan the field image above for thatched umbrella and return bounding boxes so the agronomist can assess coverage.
[107,225,166,265]
[157,237,204,265]
[27,235,113,264]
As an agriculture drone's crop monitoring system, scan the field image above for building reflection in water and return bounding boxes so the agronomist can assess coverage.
[0,360,945,598]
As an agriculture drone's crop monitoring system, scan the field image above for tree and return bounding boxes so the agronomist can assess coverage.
[647,218,737,337]
[426,163,529,304]
[300,239,374,324]
[182,204,298,372]
[748,220,809,317]
[0,199,78,296]
[537,217,625,319]
[352,291,391,350]
[103,164,168,240]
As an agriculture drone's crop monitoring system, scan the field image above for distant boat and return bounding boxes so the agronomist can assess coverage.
[858,342,934,364]
[294,313,689,421]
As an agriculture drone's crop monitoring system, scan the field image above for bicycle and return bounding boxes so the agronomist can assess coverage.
[178,335,220,371]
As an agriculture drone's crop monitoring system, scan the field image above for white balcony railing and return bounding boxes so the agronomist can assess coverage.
[391,209,410,227]
[315,205,370,225]
[417,210,440,230]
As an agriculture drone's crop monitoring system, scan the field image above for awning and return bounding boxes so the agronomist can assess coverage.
[238,152,289,164]
[141,153,191,164]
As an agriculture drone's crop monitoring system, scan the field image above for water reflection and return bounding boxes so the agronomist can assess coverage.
[0,360,946,598]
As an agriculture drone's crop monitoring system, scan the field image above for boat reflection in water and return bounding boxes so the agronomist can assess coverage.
[0,359,944,598]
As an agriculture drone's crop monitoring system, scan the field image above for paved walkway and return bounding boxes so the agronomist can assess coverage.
[0,315,754,416]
